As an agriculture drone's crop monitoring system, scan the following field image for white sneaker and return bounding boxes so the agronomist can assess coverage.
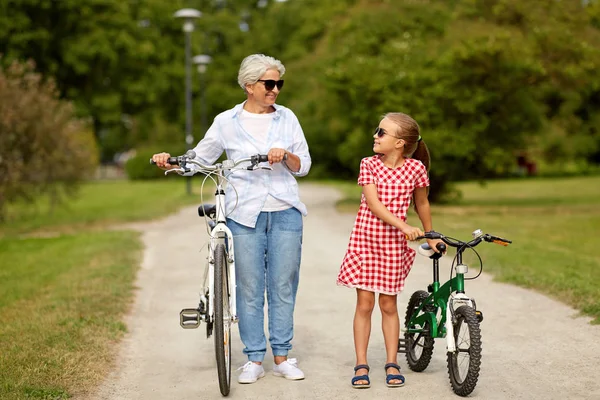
[273,358,305,380]
[237,361,265,384]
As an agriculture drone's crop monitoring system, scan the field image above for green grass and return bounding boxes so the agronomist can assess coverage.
[334,175,600,324]
[1,179,204,236]
[0,179,208,398]
[0,231,141,399]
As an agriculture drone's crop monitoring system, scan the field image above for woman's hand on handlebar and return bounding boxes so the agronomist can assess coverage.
[152,152,176,170]
[267,148,287,165]
[402,225,424,241]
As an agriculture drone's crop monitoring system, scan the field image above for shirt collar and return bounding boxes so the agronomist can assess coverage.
[231,100,282,120]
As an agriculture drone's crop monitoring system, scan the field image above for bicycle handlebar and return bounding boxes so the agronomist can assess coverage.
[415,230,512,248]
[149,151,272,173]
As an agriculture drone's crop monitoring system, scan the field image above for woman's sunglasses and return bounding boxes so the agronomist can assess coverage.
[257,79,284,91]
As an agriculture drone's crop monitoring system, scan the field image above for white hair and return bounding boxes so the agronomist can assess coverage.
[237,54,286,92]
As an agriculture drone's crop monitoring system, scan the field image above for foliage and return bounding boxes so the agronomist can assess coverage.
[0,59,98,220]
[0,0,191,160]
[264,0,600,200]
[2,0,600,201]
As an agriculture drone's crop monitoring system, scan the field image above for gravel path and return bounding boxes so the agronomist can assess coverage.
[87,183,600,400]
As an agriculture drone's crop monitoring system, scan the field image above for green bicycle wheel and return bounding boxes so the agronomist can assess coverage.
[405,290,435,372]
[447,305,482,397]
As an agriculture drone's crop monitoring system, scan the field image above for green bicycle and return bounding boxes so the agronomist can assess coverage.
[398,229,511,396]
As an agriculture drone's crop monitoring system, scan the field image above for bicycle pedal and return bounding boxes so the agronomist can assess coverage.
[180,308,201,329]
[397,338,408,354]
[423,305,437,313]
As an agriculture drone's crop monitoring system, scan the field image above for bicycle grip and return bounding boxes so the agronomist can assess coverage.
[257,154,269,163]
[489,234,512,245]
[149,157,179,165]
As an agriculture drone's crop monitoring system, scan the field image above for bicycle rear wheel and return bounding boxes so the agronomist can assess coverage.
[404,290,435,372]
[214,244,231,396]
[447,305,482,396]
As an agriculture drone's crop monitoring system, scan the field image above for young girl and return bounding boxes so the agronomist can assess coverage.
[336,112,441,389]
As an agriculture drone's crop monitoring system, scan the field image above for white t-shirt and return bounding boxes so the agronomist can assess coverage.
[240,110,291,212]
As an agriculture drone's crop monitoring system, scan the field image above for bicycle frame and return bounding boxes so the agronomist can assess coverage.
[175,154,269,330]
[407,249,474,352]
[206,174,237,324]
[402,230,510,396]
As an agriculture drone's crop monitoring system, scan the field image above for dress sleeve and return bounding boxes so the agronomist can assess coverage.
[358,158,375,186]
[415,161,430,188]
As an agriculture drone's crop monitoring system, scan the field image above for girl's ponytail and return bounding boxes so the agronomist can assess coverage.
[412,138,431,172]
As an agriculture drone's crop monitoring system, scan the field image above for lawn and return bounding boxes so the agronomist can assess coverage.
[0,178,206,399]
[1,179,202,236]
[333,175,600,324]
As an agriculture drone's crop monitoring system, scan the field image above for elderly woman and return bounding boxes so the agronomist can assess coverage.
[152,54,311,384]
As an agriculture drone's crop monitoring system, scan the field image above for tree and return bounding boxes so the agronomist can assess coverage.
[238,0,600,199]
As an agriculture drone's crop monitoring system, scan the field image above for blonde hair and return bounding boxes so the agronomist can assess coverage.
[384,112,431,172]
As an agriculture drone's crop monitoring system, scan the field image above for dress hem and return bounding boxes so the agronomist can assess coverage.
[336,280,404,296]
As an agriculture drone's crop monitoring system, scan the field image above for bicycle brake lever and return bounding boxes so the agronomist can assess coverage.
[165,168,185,175]
[246,165,273,171]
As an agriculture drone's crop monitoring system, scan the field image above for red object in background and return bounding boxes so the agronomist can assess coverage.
[517,154,537,176]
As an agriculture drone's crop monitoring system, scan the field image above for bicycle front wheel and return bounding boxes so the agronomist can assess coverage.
[447,305,482,397]
[214,244,231,396]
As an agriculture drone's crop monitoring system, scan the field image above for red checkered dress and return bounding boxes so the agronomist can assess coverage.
[337,155,430,295]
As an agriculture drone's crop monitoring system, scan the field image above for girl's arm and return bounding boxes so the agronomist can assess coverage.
[414,186,443,252]
[363,183,424,240]
[414,187,433,231]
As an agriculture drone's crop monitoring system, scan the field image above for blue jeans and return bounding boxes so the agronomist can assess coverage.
[227,208,303,362]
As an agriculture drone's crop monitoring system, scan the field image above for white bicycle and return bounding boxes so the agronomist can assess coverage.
[151,150,273,396]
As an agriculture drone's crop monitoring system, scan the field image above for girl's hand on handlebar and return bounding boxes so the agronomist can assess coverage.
[427,238,445,253]
[152,152,175,169]
[267,148,287,165]
[402,225,424,241]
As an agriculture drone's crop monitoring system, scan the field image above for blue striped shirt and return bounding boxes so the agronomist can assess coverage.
[188,102,312,228]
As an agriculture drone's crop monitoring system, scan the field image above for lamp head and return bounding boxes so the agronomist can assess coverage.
[174,8,202,32]
[193,55,212,74]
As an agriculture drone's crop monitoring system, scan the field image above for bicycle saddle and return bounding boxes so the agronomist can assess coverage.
[418,243,446,260]
[198,204,216,218]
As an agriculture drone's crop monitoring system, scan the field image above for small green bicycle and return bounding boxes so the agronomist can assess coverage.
[398,229,511,396]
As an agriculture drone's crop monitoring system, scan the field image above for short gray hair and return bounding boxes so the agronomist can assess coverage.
[237,54,286,92]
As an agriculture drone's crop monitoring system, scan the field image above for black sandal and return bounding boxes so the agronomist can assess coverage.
[351,364,370,389]
[384,363,405,387]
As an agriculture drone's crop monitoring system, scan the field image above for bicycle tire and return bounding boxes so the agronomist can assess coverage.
[214,244,231,396]
[405,290,435,372]
[447,305,482,397]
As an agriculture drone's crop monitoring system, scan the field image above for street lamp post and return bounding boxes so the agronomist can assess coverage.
[193,54,212,140]
[174,8,202,195]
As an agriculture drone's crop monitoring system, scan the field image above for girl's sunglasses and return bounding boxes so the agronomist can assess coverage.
[257,79,284,91]
[374,127,397,138]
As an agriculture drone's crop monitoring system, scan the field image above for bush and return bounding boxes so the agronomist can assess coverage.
[125,144,187,180]
[0,59,98,220]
